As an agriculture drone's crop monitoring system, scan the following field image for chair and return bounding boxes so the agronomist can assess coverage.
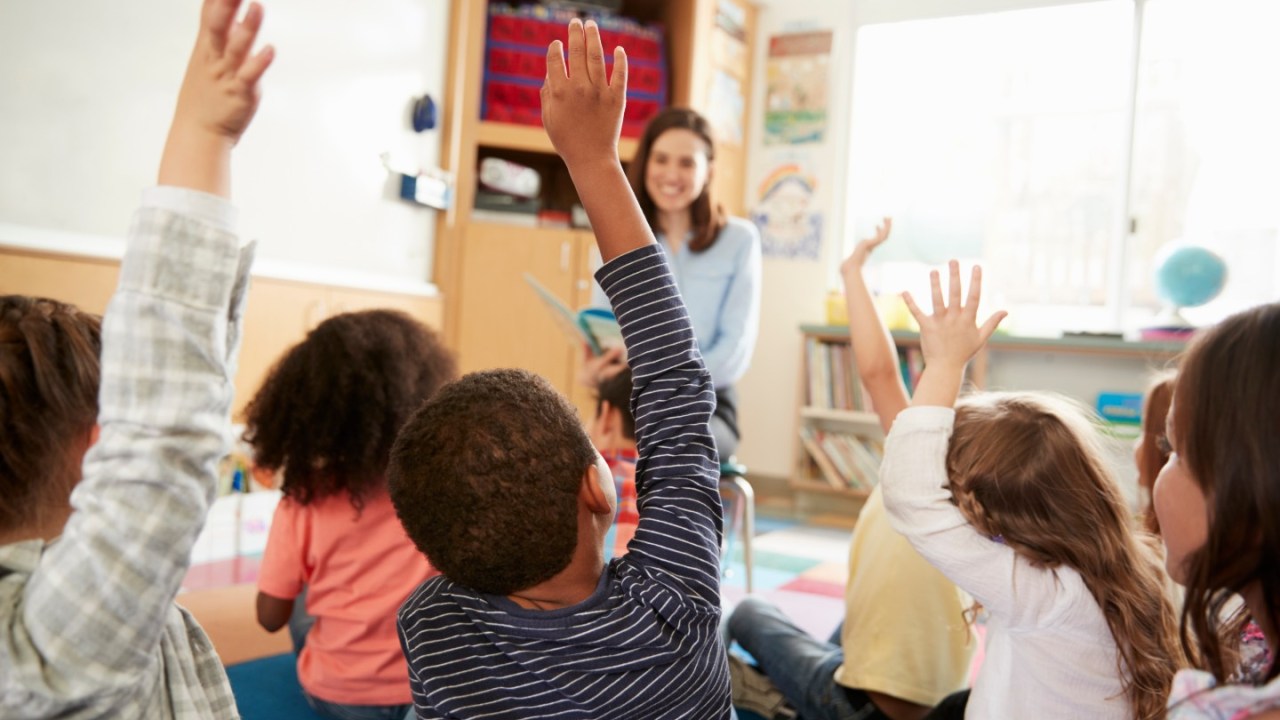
[719,461,756,593]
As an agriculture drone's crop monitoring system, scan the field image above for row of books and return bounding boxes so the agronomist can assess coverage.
[797,426,883,490]
[803,337,871,411]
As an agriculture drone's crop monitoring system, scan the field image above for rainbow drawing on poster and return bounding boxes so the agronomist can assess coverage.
[752,162,823,260]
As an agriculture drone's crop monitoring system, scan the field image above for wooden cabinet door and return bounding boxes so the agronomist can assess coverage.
[455,222,580,394]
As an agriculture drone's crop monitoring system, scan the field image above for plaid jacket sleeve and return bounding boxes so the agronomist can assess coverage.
[19,190,253,700]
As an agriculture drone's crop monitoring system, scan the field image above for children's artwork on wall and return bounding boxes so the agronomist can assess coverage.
[752,158,823,260]
[764,31,832,145]
[712,0,750,73]
[707,70,745,144]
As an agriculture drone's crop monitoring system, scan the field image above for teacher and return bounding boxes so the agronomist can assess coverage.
[588,107,762,460]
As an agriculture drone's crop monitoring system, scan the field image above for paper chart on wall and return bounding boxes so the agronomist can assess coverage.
[752,156,824,260]
[764,31,833,146]
[706,70,745,144]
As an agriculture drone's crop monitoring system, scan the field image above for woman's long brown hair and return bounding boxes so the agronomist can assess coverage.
[949,393,1184,720]
[1171,302,1280,684]
[627,107,727,253]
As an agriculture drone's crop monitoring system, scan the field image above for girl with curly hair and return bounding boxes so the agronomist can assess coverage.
[247,309,456,720]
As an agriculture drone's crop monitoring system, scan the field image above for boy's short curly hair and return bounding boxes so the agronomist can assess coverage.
[243,310,455,511]
[389,368,598,595]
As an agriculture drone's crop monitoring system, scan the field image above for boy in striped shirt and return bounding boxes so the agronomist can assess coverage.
[387,18,731,720]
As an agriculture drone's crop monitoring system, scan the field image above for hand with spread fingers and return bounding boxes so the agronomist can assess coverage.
[903,260,1007,407]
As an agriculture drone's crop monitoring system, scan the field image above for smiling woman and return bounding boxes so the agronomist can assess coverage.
[587,107,762,460]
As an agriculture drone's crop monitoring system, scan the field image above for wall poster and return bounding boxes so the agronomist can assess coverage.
[764,30,832,145]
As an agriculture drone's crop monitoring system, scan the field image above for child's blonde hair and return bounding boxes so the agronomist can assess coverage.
[948,392,1183,720]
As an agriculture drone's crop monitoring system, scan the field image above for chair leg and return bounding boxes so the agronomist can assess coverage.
[722,476,755,593]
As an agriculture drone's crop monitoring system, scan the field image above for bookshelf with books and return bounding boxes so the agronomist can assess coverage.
[795,323,1187,505]
[792,328,887,501]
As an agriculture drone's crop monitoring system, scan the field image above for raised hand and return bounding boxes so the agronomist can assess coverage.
[178,0,274,144]
[541,19,628,169]
[903,260,1006,373]
[840,217,893,281]
[159,0,274,196]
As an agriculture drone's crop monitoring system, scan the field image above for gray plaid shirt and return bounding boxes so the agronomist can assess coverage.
[0,188,254,719]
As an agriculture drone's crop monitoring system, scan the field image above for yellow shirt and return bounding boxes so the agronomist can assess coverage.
[834,486,973,706]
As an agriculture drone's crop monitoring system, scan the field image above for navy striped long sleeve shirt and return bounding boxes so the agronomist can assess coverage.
[397,244,730,719]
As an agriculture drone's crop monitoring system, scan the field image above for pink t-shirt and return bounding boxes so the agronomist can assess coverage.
[258,490,436,705]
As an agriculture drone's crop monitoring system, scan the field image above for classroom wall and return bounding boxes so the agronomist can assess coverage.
[0,0,448,284]
[735,0,855,479]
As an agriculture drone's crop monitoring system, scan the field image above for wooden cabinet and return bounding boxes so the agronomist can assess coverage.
[0,247,442,420]
[434,0,757,418]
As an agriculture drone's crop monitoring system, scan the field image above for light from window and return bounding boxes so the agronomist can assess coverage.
[847,0,1280,334]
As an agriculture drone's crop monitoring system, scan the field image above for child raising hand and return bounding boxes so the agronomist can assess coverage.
[1,0,272,717]
[881,263,1183,719]
[390,19,733,719]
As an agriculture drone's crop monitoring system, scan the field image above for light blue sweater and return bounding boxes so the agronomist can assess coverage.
[594,216,762,389]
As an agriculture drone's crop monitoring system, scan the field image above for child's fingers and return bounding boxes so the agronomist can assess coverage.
[566,18,586,80]
[902,291,926,324]
[977,310,1008,344]
[584,21,607,85]
[947,260,962,310]
[545,40,566,85]
[965,265,983,313]
[610,46,628,97]
[238,44,274,85]
[203,0,243,51]
[929,270,944,315]
[224,2,264,71]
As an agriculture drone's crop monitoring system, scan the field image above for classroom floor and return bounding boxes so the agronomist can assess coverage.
[178,508,854,717]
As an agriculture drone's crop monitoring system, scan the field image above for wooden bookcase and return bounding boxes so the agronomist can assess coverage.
[794,323,1187,503]
[433,0,757,417]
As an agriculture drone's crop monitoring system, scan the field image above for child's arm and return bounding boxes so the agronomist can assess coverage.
[839,217,908,434]
[20,0,271,693]
[544,21,722,603]
[878,265,1061,625]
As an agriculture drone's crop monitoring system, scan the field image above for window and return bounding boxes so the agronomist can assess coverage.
[845,0,1280,334]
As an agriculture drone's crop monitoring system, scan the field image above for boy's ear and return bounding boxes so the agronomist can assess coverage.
[581,454,617,516]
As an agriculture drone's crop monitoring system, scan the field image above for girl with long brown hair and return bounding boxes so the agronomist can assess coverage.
[880,261,1183,719]
[1159,302,1279,717]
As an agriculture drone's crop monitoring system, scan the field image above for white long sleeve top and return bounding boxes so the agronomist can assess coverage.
[880,406,1131,719]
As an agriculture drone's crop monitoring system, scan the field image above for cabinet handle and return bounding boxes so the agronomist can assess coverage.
[561,241,570,272]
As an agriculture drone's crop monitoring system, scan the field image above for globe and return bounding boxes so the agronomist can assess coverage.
[1153,244,1227,310]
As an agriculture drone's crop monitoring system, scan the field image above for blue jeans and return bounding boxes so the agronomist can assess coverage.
[304,694,415,720]
[728,597,888,720]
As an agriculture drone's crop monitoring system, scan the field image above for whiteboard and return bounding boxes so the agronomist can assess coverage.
[0,0,448,284]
